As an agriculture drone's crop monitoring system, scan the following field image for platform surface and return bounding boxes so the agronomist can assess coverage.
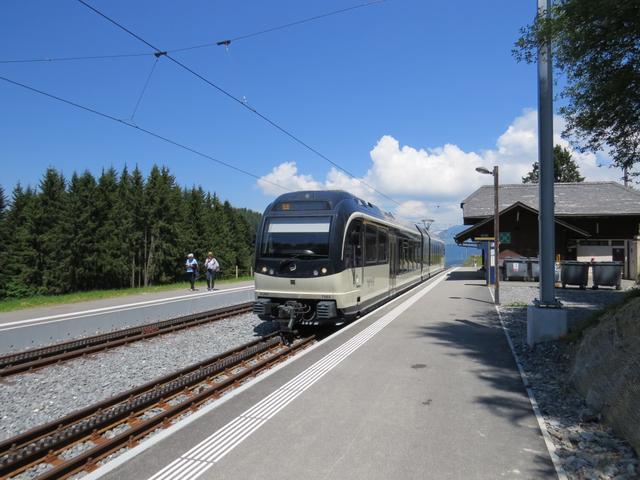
[93,269,556,480]
[0,281,254,353]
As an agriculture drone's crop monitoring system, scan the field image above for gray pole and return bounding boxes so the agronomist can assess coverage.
[537,0,556,305]
[494,166,500,304]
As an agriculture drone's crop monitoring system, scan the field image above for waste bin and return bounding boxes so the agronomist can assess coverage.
[591,261,623,290]
[503,257,528,281]
[561,261,590,289]
[528,258,539,281]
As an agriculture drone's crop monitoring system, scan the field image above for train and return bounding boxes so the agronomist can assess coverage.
[252,190,445,330]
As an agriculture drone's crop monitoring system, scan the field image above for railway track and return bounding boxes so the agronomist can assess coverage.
[0,302,253,377]
[0,332,315,480]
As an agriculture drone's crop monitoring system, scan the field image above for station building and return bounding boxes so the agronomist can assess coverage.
[454,182,640,280]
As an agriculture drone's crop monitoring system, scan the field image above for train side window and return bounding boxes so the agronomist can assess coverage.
[378,229,388,263]
[344,221,363,268]
[400,239,408,273]
[365,224,378,264]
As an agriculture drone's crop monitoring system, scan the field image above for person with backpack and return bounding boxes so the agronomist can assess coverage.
[185,253,199,291]
[204,251,220,291]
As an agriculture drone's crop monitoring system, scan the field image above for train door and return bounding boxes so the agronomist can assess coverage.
[389,231,398,293]
[345,220,363,288]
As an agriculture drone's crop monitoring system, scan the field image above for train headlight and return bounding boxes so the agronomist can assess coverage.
[313,270,319,276]
[261,266,267,273]
[268,269,274,275]
[321,267,328,274]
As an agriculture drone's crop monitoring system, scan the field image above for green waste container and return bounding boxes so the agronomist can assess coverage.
[561,261,589,289]
[503,257,528,281]
[592,261,623,290]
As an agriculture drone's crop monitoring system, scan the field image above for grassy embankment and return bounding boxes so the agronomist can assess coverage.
[0,276,254,313]
[565,286,640,341]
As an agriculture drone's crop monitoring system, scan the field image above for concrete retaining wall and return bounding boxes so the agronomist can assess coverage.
[570,297,640,455]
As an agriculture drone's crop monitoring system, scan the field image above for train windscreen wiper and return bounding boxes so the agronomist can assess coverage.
[272,249,325,260]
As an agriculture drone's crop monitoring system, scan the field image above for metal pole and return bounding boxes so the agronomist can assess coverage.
[537,0,556,305]
[494,166,500,305]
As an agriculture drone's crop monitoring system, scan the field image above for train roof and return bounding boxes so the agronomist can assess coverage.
[267,190,386,219]
[266,190,444,242]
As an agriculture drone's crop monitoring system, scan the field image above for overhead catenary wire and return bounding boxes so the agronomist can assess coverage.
[0,75,290,194]
[128,55,160,122]
[174,0,387,51]
[0,52,151,64]
[76,0,402,207]
[1,1,387,64]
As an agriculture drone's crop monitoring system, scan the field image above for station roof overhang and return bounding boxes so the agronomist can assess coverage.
[454,201,591,244]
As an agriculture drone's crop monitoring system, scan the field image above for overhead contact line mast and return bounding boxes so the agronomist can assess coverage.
[0,333,315,480]
[0,302,253,377]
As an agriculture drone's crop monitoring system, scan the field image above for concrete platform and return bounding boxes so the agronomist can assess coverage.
[0,281,254,353]
[89,269,556,480]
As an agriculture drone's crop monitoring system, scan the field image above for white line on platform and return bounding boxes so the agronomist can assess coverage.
[0,285,254,332]
[81,269,451,480]
[490,289,569,480]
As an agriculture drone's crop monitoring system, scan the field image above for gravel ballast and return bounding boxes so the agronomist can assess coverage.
[498,282,639,480]
[0,313,277,442]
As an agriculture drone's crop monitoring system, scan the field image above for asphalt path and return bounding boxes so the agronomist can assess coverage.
[0,281,254,353]
[90,269,556,480]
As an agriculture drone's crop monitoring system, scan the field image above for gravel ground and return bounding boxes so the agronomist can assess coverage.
[499,282,639,480]
[0,312,278,442]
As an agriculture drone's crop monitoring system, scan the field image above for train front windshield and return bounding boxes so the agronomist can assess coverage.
[261,217,331,258]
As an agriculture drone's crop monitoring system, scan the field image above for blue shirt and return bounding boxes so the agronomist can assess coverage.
[185,258,198,273]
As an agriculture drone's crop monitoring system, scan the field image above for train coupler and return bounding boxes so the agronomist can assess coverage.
[277,302,300,345]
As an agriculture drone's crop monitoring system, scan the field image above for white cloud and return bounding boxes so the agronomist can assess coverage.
[256,162,321,195]
[367,136,486,199]
[257,109,621,226]
[395,200,431,220]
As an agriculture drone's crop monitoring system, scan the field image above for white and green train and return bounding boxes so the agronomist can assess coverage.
[253,190,445,329]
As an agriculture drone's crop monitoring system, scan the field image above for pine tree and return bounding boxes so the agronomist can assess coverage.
[0,186,8,297]
[67,171,99,290]
[125,166,146,287]
[118,166,143,288]
[1,164,262,296]
[181,186,209,260]
[522,145,585,183]
[35,168,71,294]
[4,185,40,297]
[95,168,128,288]
[209,194,234,277]
[143,166,181,285]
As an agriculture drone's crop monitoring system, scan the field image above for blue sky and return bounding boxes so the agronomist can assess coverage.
[0,0,618,228]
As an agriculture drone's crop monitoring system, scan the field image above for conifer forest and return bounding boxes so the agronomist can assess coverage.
[0,165,262,299]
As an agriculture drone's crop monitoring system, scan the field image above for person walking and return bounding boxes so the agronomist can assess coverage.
[185,253,199,291]
[204,252,220,291]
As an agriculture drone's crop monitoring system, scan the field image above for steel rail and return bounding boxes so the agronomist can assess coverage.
[0,302,253,377]
[0,333,315,479]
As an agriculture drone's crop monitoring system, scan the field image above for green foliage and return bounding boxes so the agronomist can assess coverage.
[514,0,640,176]
[4,185,39,297]
[522,145,585,183]
[1,165,261,298]
[0,186,8,297]
[462,255,482,267]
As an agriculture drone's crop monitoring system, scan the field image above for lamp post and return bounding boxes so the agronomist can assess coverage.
[476,166,500,305]
[421,218,435,231]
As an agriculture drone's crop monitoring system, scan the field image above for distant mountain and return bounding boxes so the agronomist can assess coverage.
[434,224,469,244]
[435,225,481,267]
